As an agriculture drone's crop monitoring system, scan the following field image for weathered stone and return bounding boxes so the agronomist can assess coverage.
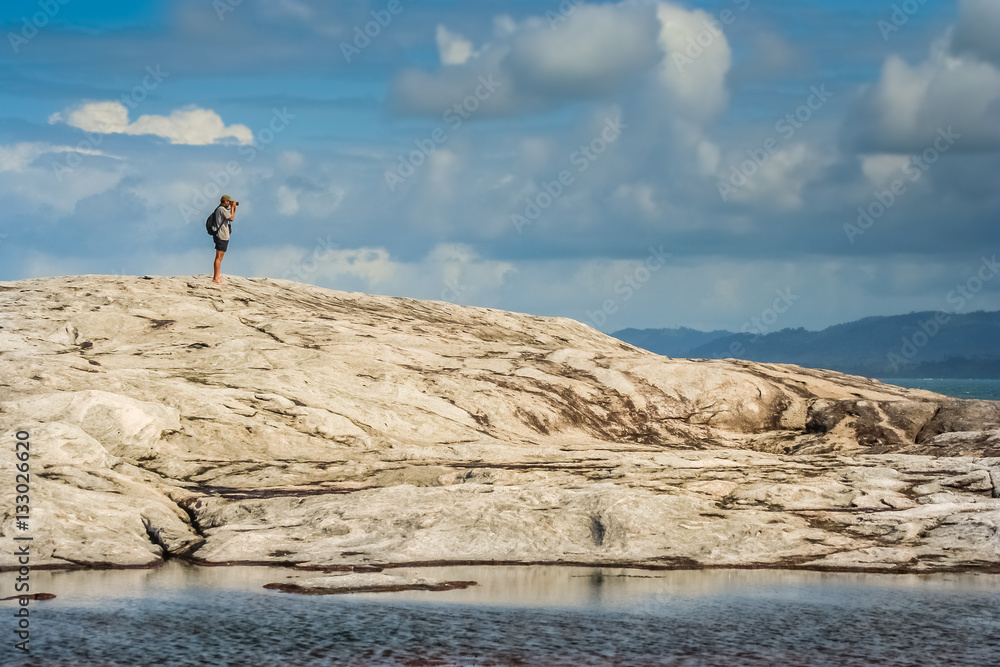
[0,276,998,573]
[907,429,1000,458]
[916,402,1000,443]
[940,470,994,493]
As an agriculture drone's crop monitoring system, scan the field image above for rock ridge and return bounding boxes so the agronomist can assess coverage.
[0,275,997,572]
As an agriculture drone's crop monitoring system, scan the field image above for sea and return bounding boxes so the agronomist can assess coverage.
[877,378,1000,401]
[4,563,1000,667]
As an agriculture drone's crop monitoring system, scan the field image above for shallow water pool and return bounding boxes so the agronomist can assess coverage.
[3,563,999,666]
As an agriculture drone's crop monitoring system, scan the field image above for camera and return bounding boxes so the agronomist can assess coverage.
[232,201,240,206]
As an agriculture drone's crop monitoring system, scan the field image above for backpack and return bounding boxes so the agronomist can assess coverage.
[206,209,220,236]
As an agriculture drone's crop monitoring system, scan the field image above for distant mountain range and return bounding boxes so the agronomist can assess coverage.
[613,311,1000,378]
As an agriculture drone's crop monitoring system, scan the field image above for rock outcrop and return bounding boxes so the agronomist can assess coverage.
[0,275,998,572]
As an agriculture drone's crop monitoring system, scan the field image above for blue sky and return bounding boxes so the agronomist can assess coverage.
[1,0,998,333]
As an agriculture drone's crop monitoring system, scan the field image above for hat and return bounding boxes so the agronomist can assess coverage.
[220,195,232,204]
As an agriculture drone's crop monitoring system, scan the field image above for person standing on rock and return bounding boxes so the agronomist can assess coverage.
[212,195,237,285]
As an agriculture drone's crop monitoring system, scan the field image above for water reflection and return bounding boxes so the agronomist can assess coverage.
[17,562,1000,607]
[3,564,999,666]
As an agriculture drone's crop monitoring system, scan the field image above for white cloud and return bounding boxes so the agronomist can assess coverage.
[391,2,733,127]
[696,139,721,175]
[0,142,114,173]
[391,1,665,117]
[427,149,460,199]
[721,143,830,210]
[277,184,301,215]
[424,243,516,303]
[0,143,52,173]
[0,142,126,218]
[274,178,345,219]
[0,162,125,217]
[655,2,732,118]
[613,183,660,220]
[852,35,1000,151]
[493,14,517,36]
[232,245,397,287]
[951,0,1000,66]
[127,179,205,218]
[277,150,305,171]
[50,101,254,146]
[517,137,554,169]
[505,3,662,96]
[239,242,517,306]
[299,247,396,284]
[436,25,477,65]
[860,154,911,188]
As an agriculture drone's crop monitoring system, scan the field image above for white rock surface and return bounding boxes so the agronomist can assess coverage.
[0,275,998,572]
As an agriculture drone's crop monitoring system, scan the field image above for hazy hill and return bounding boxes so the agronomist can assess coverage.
[611,326,732,357]
[614,311,1000,378]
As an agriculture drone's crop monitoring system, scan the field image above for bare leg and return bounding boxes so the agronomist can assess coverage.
[213,250,226,284]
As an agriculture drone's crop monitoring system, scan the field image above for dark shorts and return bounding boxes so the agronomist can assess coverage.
[214,237,229,253]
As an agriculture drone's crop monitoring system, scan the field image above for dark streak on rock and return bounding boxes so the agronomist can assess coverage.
[263,580,478,596]
[590,516,606,546]
[0,593,56,602]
